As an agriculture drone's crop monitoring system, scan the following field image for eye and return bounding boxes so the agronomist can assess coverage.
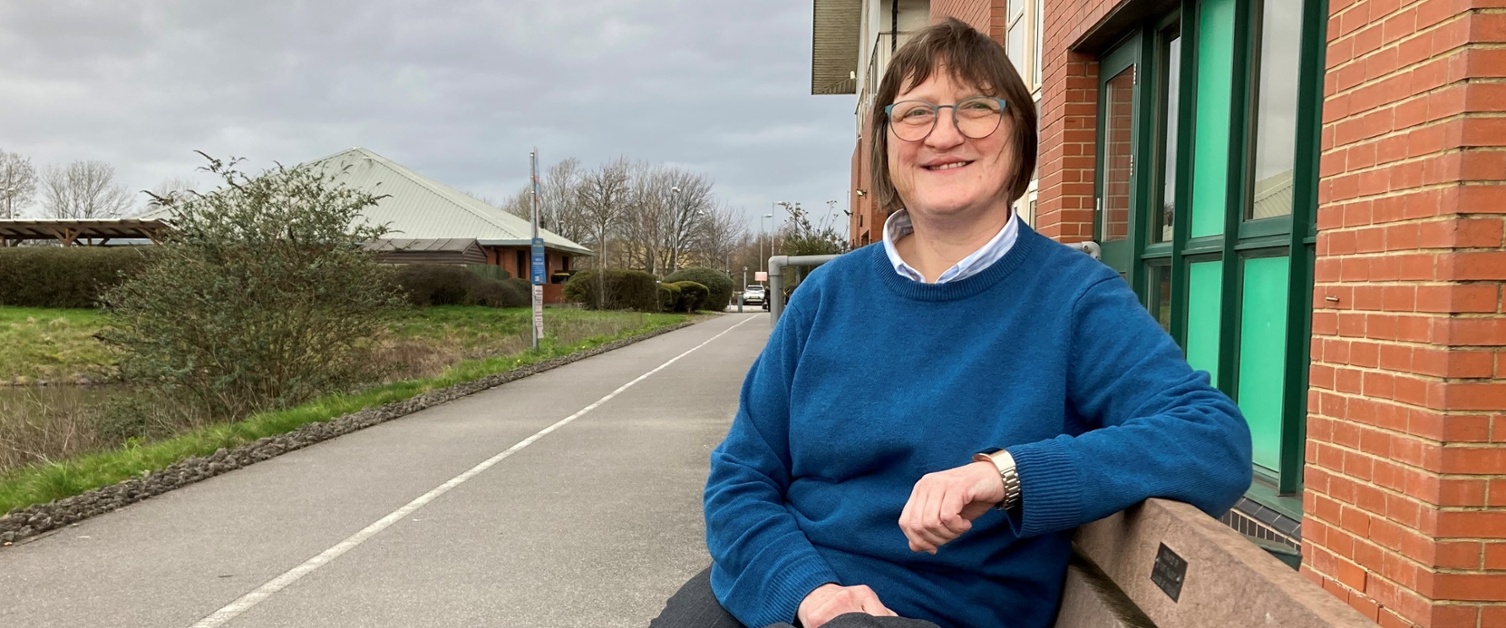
[960,98,1001,113]
[893,103,934,121]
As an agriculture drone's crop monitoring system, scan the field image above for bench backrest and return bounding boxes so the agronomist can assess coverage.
[1054,498,1372,627]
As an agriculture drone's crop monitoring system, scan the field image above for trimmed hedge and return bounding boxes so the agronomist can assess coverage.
[657,282,681,312]
[563,269,658,312]
[391,264,528,308]
[0,246,159,308]
[670,281,709,312]
[663,267,733,311]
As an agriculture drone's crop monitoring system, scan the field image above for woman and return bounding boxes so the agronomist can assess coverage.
[653,18,1251,628]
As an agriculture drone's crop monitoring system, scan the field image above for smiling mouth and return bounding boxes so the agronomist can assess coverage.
[925,161,973,171]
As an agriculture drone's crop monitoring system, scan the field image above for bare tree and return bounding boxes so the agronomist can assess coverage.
[540,158,587,242]
[694,203,748,274]
[145,176,198,209]
[619,162,667,276]
[576,158,633,307]
[497,187,532,219]
[42,161,134,219]
[0,150,37,219]
[661,169,714,273]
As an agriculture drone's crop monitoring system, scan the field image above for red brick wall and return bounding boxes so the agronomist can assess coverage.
[1038,0,1117,242]
[1303,1,1506,625]
[931,0,995,34]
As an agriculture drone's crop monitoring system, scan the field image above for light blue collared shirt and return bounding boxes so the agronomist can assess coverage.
[881,209,1020,283]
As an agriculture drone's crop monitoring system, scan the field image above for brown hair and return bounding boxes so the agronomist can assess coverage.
[868,17,1039,215]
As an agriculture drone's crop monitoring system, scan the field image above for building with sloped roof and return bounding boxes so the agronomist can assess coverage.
[138,147,589,299]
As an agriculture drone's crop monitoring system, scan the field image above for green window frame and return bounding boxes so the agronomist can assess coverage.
[1090,0,1328,517]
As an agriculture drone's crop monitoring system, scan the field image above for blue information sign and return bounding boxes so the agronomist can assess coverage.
[530,237,546,285]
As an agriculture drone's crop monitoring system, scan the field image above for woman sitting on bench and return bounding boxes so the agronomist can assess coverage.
[652,17,1253,628]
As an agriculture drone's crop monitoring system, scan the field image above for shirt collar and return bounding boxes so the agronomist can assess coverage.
[881,208,1020,284]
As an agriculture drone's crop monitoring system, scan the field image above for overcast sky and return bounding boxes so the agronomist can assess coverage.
[0,0,856,230]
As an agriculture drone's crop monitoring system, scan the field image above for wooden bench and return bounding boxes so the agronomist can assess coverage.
[1054,498,1372,627]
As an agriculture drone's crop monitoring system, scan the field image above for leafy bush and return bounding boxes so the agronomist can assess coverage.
[0,247,158,308]
[664,267,733,311]
[504,278,533,300]
[656,282,681,312]
[671,281,709,312]
[392,264,528,308]
[469,278,528,308]
[100,155,407,419]
[563,269,658,312]
[393,264,475,306]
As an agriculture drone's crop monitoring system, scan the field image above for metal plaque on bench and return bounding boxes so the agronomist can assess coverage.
[1150,543,1187,602]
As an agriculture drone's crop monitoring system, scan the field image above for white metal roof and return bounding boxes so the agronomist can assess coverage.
[143,147,592,255]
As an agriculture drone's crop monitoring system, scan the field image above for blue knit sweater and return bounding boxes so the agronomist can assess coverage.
[703,225,1253,628]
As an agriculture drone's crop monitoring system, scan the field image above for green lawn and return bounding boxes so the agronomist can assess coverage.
[0,305,686,384]
[0,305,694,515]
[0,307,116,385]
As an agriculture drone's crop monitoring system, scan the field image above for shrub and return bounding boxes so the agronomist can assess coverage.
[100,155,407,419]
[563,269,658,312]
[0,246,159,308]
[467,278,528,308]
[656,282,681,312]
[393,264,477,306]
[672,281,709,312]
[392,264,528,308]
[504,278,533,300]
[663,267,733,311]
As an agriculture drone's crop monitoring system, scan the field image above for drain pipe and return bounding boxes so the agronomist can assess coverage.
[767,254,843,323]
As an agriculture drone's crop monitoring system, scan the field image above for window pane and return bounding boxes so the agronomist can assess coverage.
[1154,25,1181,243]
[1150,265,1172,331]
[1186,260,1223,383]
[1101,65,1136,243]
[1008,21,1025,78]
[1033,0,1044,87]
[1238,255,1290,472]
[1249,0,1303,220]
[1190,0,1236,238]
[1009,0,1023,19]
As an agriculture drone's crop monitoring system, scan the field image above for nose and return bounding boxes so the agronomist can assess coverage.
[925,106,965,148]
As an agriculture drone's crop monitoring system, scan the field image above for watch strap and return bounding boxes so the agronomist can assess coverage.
[972,448,1022,511]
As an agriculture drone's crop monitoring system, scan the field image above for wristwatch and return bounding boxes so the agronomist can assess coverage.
[972,448,1022,511]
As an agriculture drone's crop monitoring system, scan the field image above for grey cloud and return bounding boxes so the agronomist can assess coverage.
[0,0,855,226]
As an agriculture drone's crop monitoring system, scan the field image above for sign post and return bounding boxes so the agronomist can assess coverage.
[529,149,544,350]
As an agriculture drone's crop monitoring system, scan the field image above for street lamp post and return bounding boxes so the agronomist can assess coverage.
[0,185,15,221]
[671,186,681,274]
[760,211,774,277]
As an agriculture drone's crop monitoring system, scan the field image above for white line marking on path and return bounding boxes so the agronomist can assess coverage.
[189,314,760,628]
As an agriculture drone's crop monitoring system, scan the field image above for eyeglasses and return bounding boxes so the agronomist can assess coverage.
[883,97,1009,142]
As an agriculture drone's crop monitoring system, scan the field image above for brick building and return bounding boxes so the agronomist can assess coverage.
[813,0,1505,625]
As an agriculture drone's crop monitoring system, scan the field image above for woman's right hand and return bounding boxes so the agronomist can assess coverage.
[796,583,898,627]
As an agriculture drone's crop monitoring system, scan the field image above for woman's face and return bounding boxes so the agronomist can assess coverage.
[886,69,1015,224]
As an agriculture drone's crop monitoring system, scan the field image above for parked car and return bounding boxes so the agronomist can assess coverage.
[742,285,766,305]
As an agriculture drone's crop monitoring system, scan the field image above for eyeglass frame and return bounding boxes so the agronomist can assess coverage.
[882,96,1011,142]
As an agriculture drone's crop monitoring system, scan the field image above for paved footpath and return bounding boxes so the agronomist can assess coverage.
[0,312,770,628]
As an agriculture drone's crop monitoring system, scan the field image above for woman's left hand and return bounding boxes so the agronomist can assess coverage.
[898,461,1006,554]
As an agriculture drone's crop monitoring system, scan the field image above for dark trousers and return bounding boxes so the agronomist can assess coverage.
[649,566,942,628]
[649,567,746,628]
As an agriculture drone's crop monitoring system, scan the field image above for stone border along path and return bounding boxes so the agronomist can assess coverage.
[0,317,703,547]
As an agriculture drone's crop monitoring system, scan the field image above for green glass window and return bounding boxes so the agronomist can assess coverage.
[1237,256,1291,472]
[1247,0,1304,221]
[1185,261,1223,383]
[1153,24,1181,244]
[1189,0,1235,239]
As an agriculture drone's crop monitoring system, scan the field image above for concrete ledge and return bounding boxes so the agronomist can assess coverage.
[1069,498,1371,628]
[1054,556,1155,628]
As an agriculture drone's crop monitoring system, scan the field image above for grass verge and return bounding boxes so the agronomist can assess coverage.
[0,308,114,384]
[0,309,692,516]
